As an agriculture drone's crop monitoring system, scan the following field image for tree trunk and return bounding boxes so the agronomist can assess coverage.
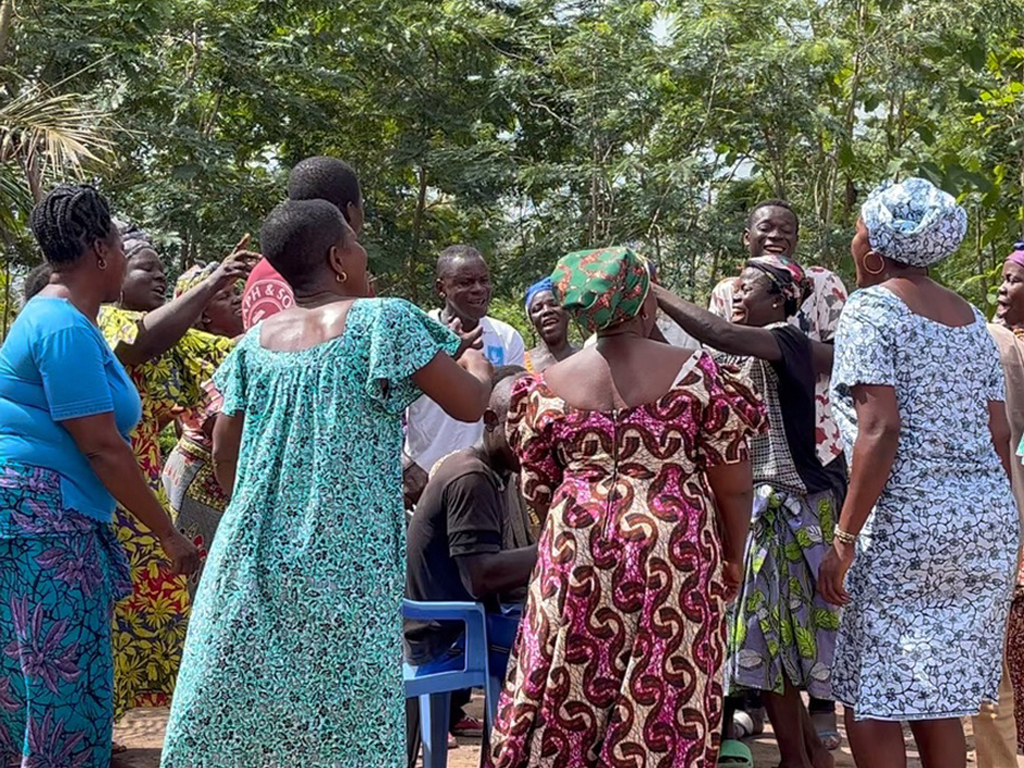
[0,0,15,65]
[409,165,429,305]
[23,154,42,204]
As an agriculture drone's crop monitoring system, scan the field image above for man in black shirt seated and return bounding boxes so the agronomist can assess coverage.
[405,366,538,756]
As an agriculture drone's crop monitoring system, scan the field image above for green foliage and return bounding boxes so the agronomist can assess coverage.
[0,0,1022,324]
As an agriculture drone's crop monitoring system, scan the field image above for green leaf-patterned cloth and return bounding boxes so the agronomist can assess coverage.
[725,484,841,697]
[550,246,650,334]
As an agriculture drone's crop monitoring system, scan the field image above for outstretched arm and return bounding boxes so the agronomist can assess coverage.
[113,237,258,366]
[654,285,781,361]
[411,347,492,423]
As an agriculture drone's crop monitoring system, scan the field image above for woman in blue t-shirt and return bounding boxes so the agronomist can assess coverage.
[0,185,198,768]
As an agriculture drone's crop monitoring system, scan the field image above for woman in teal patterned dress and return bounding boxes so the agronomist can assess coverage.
[161,199,492,767]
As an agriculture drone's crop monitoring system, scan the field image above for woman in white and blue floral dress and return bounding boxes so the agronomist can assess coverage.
[821,178,1019,768]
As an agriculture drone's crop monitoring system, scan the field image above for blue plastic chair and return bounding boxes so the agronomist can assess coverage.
[403,600,502,768]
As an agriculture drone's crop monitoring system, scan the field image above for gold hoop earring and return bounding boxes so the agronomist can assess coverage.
[97,258,106,270]
[864,252,886,276]
[336,271,348,284]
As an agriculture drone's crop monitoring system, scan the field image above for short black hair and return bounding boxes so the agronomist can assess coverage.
[489,365,528,413]
[30,184,115,267]
[492,364,527,388]
[746,199,799,233]
[437,244,484,279]
[260,199,347,293]
[22,263,52,303]
[287,157,362,219]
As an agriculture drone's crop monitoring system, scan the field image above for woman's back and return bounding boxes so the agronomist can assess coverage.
[832,286,1005,493]
[164,297,459,768]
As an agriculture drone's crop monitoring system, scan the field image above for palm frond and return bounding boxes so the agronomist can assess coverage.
[0,88,115,177]
[0,161,30,233]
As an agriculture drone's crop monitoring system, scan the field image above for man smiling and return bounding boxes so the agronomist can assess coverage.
[403,245,525,509]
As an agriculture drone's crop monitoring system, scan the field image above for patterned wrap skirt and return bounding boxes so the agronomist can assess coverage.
[0,462,130,768]
[725,484,840,698]
[162,438,229,602]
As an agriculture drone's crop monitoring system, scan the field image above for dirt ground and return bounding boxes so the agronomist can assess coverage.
[112,698,978,767]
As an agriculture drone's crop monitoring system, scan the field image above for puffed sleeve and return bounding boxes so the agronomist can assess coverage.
[696,353,767,466]
[172,329,236,407]
[212,337,249,416]
[98,304,142,347]
[506,376,563,525]
[831,288,898,396]
[364,299,461,414]
[982,328,1007,403]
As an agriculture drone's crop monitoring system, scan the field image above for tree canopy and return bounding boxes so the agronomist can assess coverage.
[1,0,1022,337]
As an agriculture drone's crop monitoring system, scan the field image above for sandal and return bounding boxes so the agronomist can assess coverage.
[732,707,765,740]
[718,739,754,767]
[810,710,841,751]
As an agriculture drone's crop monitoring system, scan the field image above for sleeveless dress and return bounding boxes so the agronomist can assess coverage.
[161,298,459,767]
[830,286,1018,720]
[488,351,766,768]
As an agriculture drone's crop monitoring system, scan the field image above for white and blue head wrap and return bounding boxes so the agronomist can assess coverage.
[860,177,967,267]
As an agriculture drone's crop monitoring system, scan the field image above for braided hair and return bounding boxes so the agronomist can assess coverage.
[29,184,115,267]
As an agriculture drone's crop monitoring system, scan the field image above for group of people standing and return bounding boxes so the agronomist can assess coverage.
[0,155,1020,768]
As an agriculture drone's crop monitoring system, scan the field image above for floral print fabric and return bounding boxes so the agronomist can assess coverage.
[488,353,766,768]
[97,305,234,720]
[830,286,1018,719]
[0,462,130,768]
[860,177,967,267]
[161,299,459,767]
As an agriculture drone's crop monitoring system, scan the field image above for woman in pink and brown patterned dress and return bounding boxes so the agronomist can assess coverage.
[489,247,766,768]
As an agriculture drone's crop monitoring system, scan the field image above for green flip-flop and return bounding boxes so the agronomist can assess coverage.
[718,739,754,767]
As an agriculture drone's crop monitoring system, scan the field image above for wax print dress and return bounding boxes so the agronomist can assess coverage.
[98,306,234,719]
[830,287,1018,720]
[718,325,846,699]
[161,298,459,767]
[162,376,231,602]
[488,351,766,768]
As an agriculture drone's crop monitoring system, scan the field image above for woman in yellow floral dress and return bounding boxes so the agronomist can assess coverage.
[161,263,244,601]
[99,225,255,723]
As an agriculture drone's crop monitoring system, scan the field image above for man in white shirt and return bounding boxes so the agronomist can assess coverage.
[403,245,525,507]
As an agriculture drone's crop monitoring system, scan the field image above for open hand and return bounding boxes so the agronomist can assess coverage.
[818,540,855,606]
[212,233,260,288]
[448,317,485,360]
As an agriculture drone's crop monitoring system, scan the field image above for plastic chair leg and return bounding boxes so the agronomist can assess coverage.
[419,691,451,768]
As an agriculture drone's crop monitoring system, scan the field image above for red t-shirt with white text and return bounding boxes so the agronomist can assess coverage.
[242,258,294,330]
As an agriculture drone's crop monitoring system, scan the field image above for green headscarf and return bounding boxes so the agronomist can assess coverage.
[550,247,650,334]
